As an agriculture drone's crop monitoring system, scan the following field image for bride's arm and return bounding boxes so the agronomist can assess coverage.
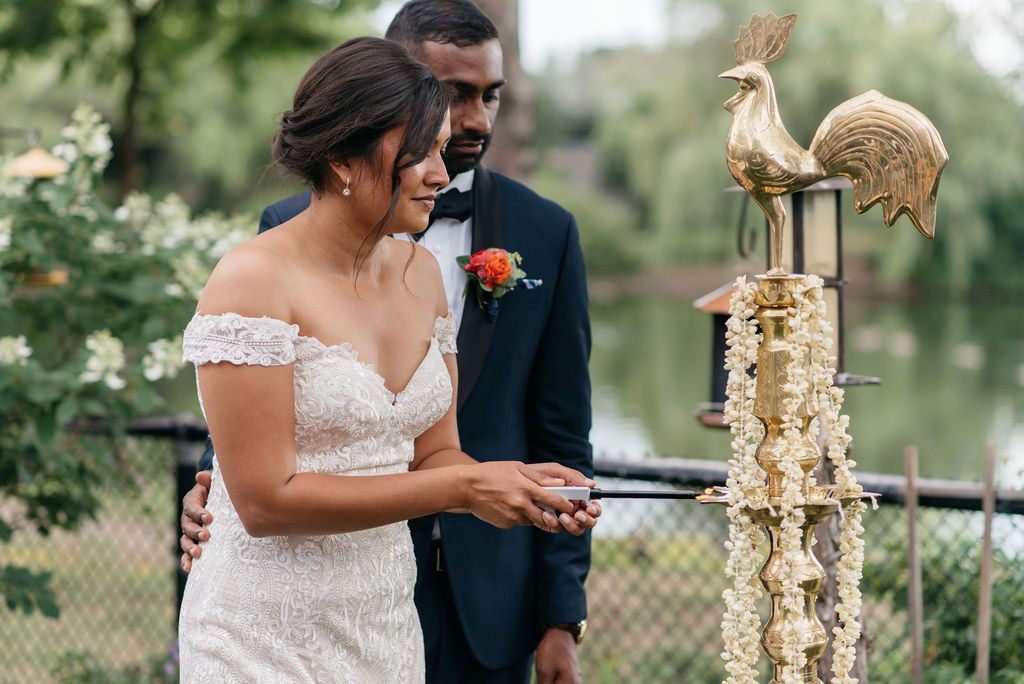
[202,356,584,536]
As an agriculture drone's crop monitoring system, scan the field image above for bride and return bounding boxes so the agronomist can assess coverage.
[177,37,596,682]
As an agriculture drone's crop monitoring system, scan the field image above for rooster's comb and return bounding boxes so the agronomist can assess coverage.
[734,12,797,66]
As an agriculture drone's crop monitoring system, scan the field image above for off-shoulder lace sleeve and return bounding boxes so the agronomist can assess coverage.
[182,313,300,366]
[434,311,457,355]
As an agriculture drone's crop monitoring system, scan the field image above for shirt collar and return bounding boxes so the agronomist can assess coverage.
[440,169,474,195]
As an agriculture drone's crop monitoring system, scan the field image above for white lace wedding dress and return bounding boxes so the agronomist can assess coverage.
[178,311,456,683]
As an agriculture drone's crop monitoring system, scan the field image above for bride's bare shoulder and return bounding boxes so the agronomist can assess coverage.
[197,237,293,319]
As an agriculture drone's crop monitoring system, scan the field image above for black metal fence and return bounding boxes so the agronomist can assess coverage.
[2,430,1021,683]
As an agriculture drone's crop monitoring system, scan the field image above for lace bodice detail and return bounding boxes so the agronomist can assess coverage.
[178,311,456,683]
[182,311,457,366]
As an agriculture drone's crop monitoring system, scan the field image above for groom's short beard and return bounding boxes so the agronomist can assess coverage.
[443,133,492,176]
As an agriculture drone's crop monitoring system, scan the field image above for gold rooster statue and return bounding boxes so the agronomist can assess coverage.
[720,13,949,275]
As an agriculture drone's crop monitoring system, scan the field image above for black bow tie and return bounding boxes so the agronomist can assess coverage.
[413,187,473,241]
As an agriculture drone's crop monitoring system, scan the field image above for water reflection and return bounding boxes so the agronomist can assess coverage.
[589,297,733,464]
[589,294,1024,485]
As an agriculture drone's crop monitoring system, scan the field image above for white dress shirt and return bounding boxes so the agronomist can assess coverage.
[393,170,474,331]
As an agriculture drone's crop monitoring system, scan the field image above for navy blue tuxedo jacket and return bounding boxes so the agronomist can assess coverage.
[204,166,593,669]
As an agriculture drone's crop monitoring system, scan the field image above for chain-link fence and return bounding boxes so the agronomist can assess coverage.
[1,435,185,683]
[2,436,1021,683]
[582,470,1024,683]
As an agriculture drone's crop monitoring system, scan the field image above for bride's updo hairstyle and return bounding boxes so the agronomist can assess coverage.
[272,36,449,224]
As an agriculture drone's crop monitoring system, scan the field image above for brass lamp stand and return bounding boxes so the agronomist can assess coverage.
[704,273,867,682]
[703,12,947,681]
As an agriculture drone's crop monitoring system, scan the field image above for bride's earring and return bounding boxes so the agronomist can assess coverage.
[343,177,351,197]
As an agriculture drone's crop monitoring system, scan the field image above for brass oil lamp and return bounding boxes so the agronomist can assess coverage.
[701,12,947,682]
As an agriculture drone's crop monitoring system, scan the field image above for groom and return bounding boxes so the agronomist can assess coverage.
[180,1,593,682]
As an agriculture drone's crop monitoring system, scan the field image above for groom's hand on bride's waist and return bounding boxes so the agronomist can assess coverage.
[180,470,213,573]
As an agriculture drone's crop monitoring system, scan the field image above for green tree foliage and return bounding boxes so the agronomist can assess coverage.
[539,0,1024,295]
[0,106,248,618]
[0,0,374,202]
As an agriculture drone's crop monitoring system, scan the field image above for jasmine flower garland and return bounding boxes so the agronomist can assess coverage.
[777,282,816,682]
[720,275,866,683]
[802,278,865,684]
[720,276,765,684]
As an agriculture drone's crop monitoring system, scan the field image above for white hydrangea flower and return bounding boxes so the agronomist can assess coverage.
[91,230,124,254]
[52,142,79,164]
[60,104,113,174]
[142,337,183,382]
[114,192,153,227]
[84,131,112,158]
[80,330,127,390]
[0,335,32,366]
[0,216,11,251]
[70,204,99,222]
[1,172,30,199]
[114,189,248,266]
[172,252,213,299]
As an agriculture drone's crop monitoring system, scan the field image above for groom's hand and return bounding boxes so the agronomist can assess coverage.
[179,470,213,573]
[461,462,584,533]
[523,463,602,535]
[535,628,583,684]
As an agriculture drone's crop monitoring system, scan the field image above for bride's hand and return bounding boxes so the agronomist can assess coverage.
[522,462,602,535]
[460,462,597,535]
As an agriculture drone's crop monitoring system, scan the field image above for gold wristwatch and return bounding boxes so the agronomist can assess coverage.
[545,619,587,645]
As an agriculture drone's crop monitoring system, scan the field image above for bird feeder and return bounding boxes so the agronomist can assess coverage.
[695,178,881,428]
[3,128,71,286]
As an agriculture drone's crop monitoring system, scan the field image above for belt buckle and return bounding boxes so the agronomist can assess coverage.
[433,543,445,572]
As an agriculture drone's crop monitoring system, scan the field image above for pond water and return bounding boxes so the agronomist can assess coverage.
[589,291,1024,486]
[161,290,1024,487]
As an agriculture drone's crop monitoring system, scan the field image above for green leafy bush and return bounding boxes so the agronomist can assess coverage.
[0,105,248,618]
[862,528,1024,681]
[52,643,179,683]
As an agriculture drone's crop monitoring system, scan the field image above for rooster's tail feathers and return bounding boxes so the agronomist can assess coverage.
[810,90,949,238]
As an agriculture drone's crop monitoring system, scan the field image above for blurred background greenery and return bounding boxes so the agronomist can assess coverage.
[2,0,1022,295]
[2,2,1023,679]
[3,0,1021,479]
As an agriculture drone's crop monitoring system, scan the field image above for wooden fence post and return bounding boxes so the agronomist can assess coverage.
[975,442,997,684]
[906,446,923,684]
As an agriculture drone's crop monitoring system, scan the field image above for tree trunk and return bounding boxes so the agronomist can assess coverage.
[474,0,533,181]
[119,10,145,199]
[814,445,871,682]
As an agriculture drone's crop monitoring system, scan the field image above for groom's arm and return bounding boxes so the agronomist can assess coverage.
[525,213,593,626]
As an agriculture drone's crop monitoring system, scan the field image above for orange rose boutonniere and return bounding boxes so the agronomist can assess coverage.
[456,248,527,320]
